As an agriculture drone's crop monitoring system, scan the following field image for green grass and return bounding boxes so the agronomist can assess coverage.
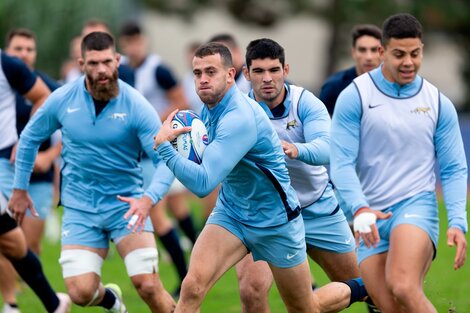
[2,200,469,313]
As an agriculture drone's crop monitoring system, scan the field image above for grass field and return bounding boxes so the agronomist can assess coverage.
[2,200,469,313]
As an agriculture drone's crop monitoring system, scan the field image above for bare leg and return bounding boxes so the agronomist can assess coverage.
[175,224,248,313]
[117,232,175,313]
[386,224,436,313]
[235,254,273,313]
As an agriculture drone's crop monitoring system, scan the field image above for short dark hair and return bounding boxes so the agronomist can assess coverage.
[5,28,36,47]
[81,32,115,57]
[208,33,238,50]
[194,42,233,68]
[83,18,110,32]
[382,13,423,46]
[351,24,382,47]
[119,21,142,37]
[245,38,285,69]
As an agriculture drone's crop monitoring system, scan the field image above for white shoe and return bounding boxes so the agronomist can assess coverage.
[2,304,20,313]
[53,292,71,313]
[104,283,128,313]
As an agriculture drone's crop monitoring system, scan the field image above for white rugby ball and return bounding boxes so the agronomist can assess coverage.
[171,110,208,164]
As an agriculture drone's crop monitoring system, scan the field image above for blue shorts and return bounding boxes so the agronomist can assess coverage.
[26,182,54,220]
[61,206,154,249]
[207,206,307,268]
[302,185,355,253]
[0,158,14,199]
[357,191,439,264]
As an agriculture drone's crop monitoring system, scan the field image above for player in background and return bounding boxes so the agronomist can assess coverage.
[119,21,199,297]
[330,13,467,312]
[0,42,71,312]
[0,27,62,313]
[9,32,176,313]
[63,18,134,86]
[319,24,382,116]
[238,37,370,313]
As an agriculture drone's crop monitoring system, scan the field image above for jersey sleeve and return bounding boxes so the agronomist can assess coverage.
[435,94,468,233]
[156,109,257,198]
[295,91,330,165]
[1,53,37,94]
[13,92,62,189]
[330,83,369,215]
[155,64,178,90]
[133,96,175,203]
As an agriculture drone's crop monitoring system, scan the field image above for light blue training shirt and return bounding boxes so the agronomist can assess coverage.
[14,77,174,213]
[156,84,301,227]
[331,66,467,233]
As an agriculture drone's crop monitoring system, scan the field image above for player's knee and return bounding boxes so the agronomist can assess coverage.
[132,275,159,300]
[386,277,418,302]
[239,276,270,305]
[66,284,99,306]
[180,274,207,301]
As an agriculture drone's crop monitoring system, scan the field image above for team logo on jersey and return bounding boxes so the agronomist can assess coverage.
[410,106,431,115]
[286,120,298,130]
[109,112,127,121]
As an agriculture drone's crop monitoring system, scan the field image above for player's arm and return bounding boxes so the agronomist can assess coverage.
[14,93,62,190]
[155,109,256,197]
[23,77,50,115]
[10,93,61,223]
[1,53,50,115]
[330,84,369,214]
[291,92,330,165]
[435,94,468,269]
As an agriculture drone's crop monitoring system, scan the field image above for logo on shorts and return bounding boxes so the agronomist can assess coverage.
[286,251,300,260]
[62,229,70,237]
[404,213,421,219]
[345,238,352,244]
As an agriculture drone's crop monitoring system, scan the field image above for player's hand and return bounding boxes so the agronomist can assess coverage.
[447,227,467,270]
[118,195,153,233]
[280,140,299,159]
[8,189,38,225]
[353,207,392,248]
[153,109,191,149]
[33,151,54,173]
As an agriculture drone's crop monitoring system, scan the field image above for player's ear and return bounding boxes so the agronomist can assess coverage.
[78,58,85,69]
[243,66,250,81]
[115,52,121,66]
[284,63,289,76]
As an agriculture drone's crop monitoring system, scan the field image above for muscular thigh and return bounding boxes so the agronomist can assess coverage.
[387,224,434,285]
[308,248,359,281]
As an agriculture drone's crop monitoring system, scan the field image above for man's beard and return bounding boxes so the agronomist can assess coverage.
[87,70,119,101]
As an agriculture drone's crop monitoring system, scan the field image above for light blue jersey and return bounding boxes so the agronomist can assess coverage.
[250,84,354,253]
[157,85,301,228]
[331,66,468,233]
[14,77,173,213]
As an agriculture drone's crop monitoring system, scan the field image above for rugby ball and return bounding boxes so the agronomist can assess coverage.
[171,110,208,164]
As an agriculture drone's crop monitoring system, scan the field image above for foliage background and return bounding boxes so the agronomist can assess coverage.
[0,0,469,109]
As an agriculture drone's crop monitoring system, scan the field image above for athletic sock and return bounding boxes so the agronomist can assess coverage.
[159,228,188,282]
[178,214,198,245]
[342,277,368,307]
[97,288,117,310]
[10,250,59,313]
